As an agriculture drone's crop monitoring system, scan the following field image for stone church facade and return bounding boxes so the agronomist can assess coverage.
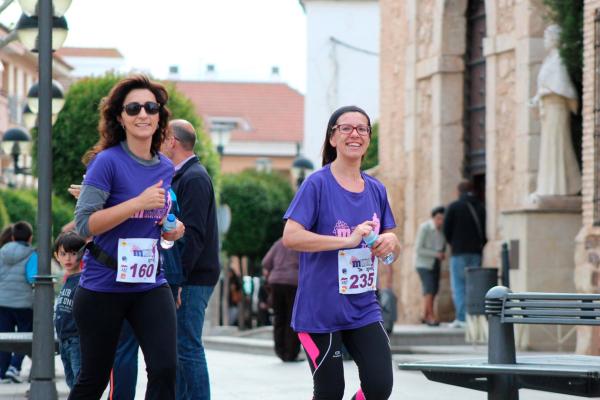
[379,0,599,351]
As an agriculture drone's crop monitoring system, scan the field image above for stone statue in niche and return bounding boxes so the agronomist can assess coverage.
[529,24,581,199]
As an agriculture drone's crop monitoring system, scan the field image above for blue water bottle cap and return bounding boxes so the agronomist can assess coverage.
[163,214,177,232]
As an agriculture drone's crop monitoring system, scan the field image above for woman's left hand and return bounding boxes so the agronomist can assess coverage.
[162,219,185,241]
[370,232,400,258]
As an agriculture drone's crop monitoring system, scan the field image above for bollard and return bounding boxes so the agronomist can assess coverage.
[485,286,518,400]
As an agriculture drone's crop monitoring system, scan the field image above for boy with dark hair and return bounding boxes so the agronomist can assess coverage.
[53,231,86,389]
[0,221,37,383]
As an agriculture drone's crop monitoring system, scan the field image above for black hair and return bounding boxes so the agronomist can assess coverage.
[54,231,86,254]
[12,221,33,242]
[457,180,473,194]
[0,224,13,247]
[431,206,445,217]
[321,105,371,166]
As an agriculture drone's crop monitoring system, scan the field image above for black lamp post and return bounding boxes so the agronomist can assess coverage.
[213,128,231,159]
[8,0,71,397]
[0,2,70,394]
[2,127,31,180]
[292,153,314,188]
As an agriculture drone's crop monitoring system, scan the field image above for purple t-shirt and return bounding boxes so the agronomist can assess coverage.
[79,145,174,293]
[284,164,396,333]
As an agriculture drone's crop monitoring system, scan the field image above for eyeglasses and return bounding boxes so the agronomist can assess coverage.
[332,124,371,136]
[122,101,161,116]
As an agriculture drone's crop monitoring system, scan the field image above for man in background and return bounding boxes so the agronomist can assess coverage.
[443,181,486,329]
[161,120,220,400]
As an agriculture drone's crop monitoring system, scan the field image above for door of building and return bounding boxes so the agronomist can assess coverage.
[464,0,486,201]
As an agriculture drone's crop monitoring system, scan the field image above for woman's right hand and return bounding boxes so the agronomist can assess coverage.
[136,180,165,210]
[346,220,375,248]
[68,184,82,199]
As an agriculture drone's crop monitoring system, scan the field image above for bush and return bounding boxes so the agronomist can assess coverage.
[221,171,294,274]
[0,189,74,241]
[362,122,379,170]
[0,197,10,230]
[0,190,37,229]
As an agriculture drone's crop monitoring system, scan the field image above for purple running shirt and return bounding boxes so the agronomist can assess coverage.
[79,145,173,293]
[284,164,396,333]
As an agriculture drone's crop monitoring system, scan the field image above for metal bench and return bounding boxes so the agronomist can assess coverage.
[399,286,600,399]
[0,332,59,357]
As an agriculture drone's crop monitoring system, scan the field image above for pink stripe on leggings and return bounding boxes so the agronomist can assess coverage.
[298,332,320,369]
[354,388,366,400]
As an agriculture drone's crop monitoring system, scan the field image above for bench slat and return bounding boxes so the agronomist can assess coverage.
[501,317,600,325]
[503,309,600,317]
[504,301,600,309]
[399,355,600,378]
[506,293,600,301]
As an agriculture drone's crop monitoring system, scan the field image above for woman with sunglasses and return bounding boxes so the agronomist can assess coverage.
[69,75,183,399]
[283,105,399,400]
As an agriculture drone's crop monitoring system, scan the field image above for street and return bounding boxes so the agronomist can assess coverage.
[0,348,584,399]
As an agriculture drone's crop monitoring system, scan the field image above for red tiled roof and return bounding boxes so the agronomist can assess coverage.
[56,47,124,59]
[174,81,303,143]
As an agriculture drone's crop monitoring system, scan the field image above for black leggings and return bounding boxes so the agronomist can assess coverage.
[298,322,393,400]
[68,285,177,400]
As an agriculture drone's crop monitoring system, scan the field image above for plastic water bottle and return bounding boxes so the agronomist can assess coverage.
[160,214,177,249]
[364,231,395,265]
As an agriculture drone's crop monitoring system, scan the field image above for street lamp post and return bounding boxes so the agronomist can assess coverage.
[2,127,31,174]
[0,2,70,395]
[292,149,314,189]
[211,127,231,160]
[29,0,57,397]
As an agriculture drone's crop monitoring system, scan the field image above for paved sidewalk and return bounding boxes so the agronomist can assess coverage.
[0,348,584,399]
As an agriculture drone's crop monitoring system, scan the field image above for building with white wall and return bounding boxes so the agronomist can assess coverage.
[300,0,379,169]
[55,47,126,81]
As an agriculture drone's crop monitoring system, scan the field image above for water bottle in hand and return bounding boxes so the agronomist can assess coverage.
[364,231,395,265]
[160,214,177,249]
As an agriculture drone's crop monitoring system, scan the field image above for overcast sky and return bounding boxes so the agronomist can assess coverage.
[1,0,307,92]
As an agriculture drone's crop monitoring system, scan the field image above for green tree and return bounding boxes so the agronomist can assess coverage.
[543,0,583,90]
[0,189,74,240]
[543,0,583,167]
[361,122,379,170]
[32,73,220,201]
[221,171,294,275]
[0,197,10,230]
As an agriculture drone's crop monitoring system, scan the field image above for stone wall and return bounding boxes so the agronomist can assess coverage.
[379,0,552,324]
[575,0,600,355]
[379,0,411,320]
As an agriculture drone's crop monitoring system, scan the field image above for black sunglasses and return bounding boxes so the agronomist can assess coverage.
[122,101,161,116]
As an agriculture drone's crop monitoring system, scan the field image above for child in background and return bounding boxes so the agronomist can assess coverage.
[0,221,37,384]
[53,231,86,389]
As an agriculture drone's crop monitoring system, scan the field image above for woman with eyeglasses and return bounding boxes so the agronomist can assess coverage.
[68,75,184,399]
[282,105,399,400]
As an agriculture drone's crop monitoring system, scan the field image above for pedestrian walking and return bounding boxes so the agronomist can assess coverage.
[282,105,399,400]
[414,206,446,327]
[160,119,220,400]
[443,181,486,328]
[262,237,301,362]
[69,75,184,399]
[0,221,37,384]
